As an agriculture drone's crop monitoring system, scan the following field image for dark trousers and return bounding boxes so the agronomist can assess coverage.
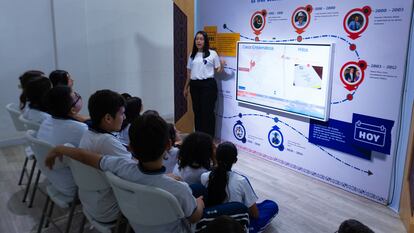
[190,78,217,137]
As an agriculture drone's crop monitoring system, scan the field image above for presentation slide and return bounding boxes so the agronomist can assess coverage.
[236,42,334,121]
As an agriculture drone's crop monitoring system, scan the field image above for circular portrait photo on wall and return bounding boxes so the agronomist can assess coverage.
[343,65,361,84]
[294,11,308,28]
[252,14,264,30]
[347,13,365,32]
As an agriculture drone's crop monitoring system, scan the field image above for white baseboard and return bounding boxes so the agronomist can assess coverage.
[0,136,26,148]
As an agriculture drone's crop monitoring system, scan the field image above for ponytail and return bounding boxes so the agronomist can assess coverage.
[206,142,238,207]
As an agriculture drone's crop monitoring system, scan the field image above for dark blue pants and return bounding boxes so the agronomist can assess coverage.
[249,200,279,233]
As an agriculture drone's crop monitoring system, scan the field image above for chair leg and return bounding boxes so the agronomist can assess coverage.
[22,159,37,202]
[37,196,50,233]
[44,201,55,228]
[18,157,29,185]
[28,169,41,208]
[78,214,87,233]
[64,200,77,233]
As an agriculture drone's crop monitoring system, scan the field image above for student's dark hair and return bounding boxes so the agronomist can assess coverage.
[129,114,169,162]
[49,70,70,87]
[338,219,374,233]
[190,31,210,59]
[178,132,213,171]
[142,110,159,116]
[19,70,45,110]
[121,93,132,100]
[45,86,74,118]
[88,90,125,127]
[201,215,244,233]
[124,97,142,124]
[25,77,52,112]
[207,142,238,207]
[167,123,177,145]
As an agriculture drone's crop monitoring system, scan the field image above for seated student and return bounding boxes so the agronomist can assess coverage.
[337,219,374,233]
[76,89,130,223]
[45,114,205,232]
[22,77,52,123]
[201,142,278,233]
[118,96,142,146]
[18,70,45,111]
[49,70,89,122]
[163,123,180,173]
[49,70,74,87]
[36,86,88,196]
[173,132,214,185]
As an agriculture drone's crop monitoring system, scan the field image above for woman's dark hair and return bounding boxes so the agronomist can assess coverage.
[121,97,142,130]
[45,86,74,118]
[129,114,169,162]
[25,77,52,112]
[178,132,213,171]
[206,142,238,207]
[19,70,45,110]
[88,90,125,127]
[49,70,70,87]
[190,31,210,59]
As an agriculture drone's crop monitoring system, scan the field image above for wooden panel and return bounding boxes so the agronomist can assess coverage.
[400,103,414,233]
[173,0,195,133]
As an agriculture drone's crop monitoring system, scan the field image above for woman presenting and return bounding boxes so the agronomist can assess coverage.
[184,31,223,137]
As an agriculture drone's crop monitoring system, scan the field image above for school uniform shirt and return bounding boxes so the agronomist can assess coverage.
[100,155,197,233]
[201,171,258,208]
[187,50,220,80]
[163,147,179,174]
[172,164,208,185]
[77,129,132,222]
[22,107,51,124]
[117,124,130,146]
[36,117,88,197]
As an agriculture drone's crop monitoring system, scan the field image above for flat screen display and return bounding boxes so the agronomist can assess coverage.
[236,42,334,121]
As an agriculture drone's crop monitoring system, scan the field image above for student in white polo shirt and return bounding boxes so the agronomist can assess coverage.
[77,89,130,223]
[172,132,214,185]
[184,31,223,138]
[37,86,88,196]
[45,114,205,233]
[22,76,52,123]
[201,142,279,233]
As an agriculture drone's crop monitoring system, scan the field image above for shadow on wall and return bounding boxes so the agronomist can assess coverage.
[215,69,235,140]
[134,33,173,115]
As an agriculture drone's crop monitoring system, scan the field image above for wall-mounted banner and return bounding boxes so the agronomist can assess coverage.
[195,0,413,204]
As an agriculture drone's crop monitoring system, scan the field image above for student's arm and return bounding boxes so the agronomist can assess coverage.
[187,196,205,223]
[184,70,191,99]
[248,203,260,219]
[45,145,102,170]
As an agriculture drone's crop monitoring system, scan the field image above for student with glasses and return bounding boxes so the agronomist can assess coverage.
[36,86,88,196]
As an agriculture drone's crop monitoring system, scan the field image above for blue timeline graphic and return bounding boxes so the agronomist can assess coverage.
[220,112,374,176]
[223,21,363,105]
[222,6,371,104]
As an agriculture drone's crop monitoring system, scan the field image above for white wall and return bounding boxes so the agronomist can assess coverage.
[0,0,56,143]
[0,0,174,143]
